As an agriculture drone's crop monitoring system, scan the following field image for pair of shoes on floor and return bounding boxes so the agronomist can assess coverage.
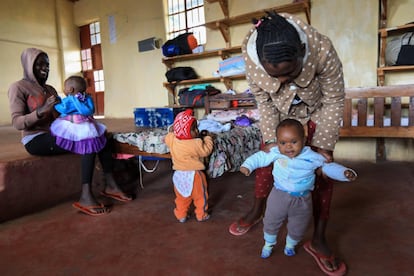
[197,214,210,222]
[101,190,132,202]
[72,202,111,217]
[261,246,296,259]
[303,241,347,276]
[228,217,262,236]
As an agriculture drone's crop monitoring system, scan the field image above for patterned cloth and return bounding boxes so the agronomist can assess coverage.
[113,128,169,154]
[113,124,262,179]
[207,124,262,178]
[173,170,196,197]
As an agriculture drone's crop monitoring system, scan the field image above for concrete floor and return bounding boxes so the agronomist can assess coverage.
[0,119,413,275]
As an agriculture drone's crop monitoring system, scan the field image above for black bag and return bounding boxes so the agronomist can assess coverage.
[178,85,221,107]
[162,33,197,57]
[396,32,414,65]
[165,67,198,82]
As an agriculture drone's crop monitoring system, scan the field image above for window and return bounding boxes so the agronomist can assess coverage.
[80,49,92,71]
[79,21,105,115]
[89,21,101,46]
[167,0,206,45]
[93,70,105,92]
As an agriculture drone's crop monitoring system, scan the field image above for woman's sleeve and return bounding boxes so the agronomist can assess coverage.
[8,85,41,130]
[310,37,345,151]
[248,80,279,143]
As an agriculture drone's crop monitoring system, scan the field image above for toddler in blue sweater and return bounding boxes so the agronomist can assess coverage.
[240,119,357,258]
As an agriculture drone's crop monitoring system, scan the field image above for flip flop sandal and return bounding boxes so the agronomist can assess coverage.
[228,217,262,236]
[303,241,347,276]
[72,202,111,217]
[101,191,132,202]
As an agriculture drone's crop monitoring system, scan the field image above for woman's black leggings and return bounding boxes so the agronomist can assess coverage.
[25,133,113,184]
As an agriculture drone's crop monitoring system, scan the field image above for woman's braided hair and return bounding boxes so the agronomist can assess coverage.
[253,11,303,65]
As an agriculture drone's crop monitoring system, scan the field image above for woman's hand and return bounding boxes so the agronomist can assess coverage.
[37,95,59,118]
[315,147,334,163]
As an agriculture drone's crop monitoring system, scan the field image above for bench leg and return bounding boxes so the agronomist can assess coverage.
[376,138,386,162]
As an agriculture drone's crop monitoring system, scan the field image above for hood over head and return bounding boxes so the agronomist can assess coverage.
[21,48,47,84]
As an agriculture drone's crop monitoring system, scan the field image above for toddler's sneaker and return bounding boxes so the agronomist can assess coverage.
[178,217,187,223]
[197,214,210,222]
[261,245,273,259]
[284,247,296,256]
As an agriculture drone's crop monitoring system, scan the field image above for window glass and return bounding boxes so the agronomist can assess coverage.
[81,49,92,71]
[93,70,105,92]
[90,22,101,46]
[166,0,206,45]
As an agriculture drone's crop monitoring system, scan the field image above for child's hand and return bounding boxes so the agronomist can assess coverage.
[37,95,60,118]
[344,169,357,181]
[240,166,251,176]
[200,130,208,137]
[201,130,216,139]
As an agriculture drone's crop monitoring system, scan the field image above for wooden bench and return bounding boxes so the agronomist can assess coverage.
[340,84,414,161]
[0,153,86,222]
[0,119,139,223]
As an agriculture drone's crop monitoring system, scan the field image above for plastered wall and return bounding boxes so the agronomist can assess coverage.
[1,0,413,161]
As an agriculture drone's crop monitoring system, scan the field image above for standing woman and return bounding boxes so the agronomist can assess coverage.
[8,48,132,217]
[228,11,346,276]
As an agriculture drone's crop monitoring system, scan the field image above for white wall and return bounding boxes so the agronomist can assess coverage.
[0,0,79,124]
[1,0,414,161]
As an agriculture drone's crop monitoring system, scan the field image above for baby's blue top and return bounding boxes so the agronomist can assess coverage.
[54,93,95,116]
[241,146,351,193]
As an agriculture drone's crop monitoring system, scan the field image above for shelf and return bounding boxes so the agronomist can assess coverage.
[378,65,414,72]
[162,46,241,68]
[163,74,246,103]
[162,0,311,112]
[204,1,311,46]
[377,7,414,85]
[379,22,414,36]
[205,0,229,18]
[163,74,245,91]
[377,65,414,86]
[205,93,257,113]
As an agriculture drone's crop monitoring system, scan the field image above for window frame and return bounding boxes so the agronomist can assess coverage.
[166,0,206,45]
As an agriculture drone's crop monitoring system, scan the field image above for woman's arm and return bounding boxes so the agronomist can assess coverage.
[8,84,59,130]
[249,81,280,144]
[310,36,345,152]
